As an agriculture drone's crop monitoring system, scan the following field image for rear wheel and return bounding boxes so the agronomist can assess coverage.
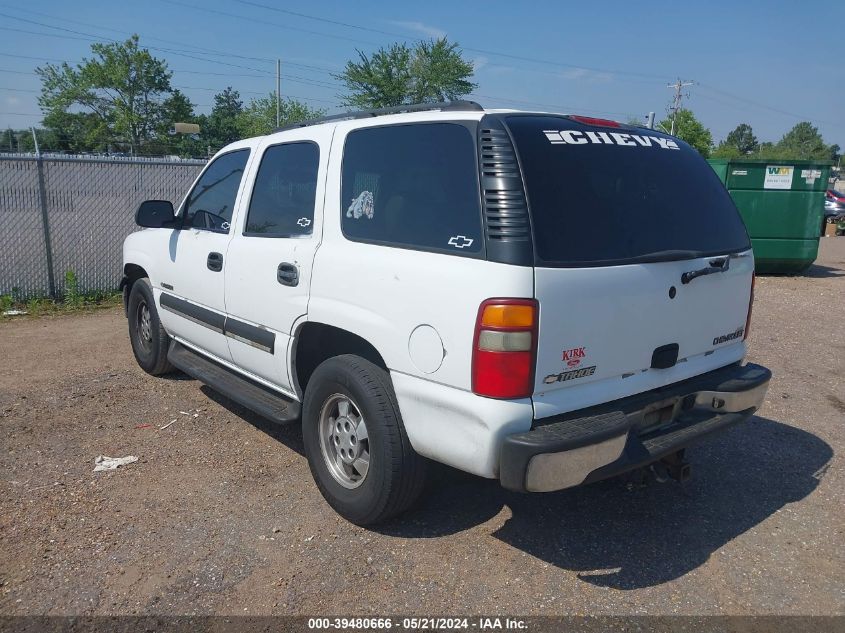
[302,355,426,525]
[127,278,174,376]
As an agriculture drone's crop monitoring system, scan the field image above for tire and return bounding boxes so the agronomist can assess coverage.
[127,278,175,376]
[302,355,426,525]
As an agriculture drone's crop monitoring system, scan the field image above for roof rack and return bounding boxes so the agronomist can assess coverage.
[273,100,484,133]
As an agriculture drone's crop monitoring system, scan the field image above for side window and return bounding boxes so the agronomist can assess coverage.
[341,123,482,254]
[245,142,320,237]
[182,149,250,232]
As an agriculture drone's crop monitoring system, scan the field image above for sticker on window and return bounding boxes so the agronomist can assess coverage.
[346,190,374,220]
[448,235,474,249]
[542,130,679,150]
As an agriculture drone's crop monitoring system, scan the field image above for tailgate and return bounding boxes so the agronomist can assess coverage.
[533,253,753,414]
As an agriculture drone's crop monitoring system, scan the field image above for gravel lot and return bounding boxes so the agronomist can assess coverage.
[1,239,843,617]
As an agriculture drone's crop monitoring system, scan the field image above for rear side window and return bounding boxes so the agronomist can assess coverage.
[182,149,249,232]
[341,123,482,254]
[505,115,751,266]
[245,142,319,237]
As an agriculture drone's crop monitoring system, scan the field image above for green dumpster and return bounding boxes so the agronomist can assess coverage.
[707,158,832,273]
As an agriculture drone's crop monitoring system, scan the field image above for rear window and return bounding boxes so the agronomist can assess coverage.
[505,115,751,266]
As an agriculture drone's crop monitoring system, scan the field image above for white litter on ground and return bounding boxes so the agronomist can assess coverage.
[2,310,27,316]
[93,455,138,472]
[160,419,177,430]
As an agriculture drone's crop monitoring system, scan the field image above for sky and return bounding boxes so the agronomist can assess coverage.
[0,0,843,151]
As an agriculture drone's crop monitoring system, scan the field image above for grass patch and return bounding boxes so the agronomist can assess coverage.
[1,272,122,319]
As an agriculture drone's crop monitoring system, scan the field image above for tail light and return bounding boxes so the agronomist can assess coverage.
[743,273,755,341]
[568,115,620,128]
[472,299,538,399]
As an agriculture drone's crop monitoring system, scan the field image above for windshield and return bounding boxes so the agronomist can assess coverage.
[505,115,751,266]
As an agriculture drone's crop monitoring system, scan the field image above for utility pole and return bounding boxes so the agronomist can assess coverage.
[276,59,281,128]
[30,127,40,156]
[666,78,694,135]
[645,112,655,129]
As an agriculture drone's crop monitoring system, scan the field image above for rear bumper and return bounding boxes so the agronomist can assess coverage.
[500,363,771,493]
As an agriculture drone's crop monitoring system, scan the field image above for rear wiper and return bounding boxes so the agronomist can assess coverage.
[681,256,730,284]
[628,249,704,264]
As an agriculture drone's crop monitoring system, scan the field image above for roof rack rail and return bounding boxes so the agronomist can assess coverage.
[273,100,483,133]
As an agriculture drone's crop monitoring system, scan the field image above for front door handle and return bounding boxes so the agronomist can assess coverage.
[277,262,299,287]
[207,252,223,272]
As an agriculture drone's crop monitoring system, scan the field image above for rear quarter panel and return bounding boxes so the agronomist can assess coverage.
[309,114,534,390]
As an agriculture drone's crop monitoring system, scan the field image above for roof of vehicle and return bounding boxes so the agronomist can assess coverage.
[272,100,488,133]
[263,100,665,143]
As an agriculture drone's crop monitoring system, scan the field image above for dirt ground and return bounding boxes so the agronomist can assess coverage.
[1,239,843,617]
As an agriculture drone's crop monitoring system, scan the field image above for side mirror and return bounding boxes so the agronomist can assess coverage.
[135,200,176,228]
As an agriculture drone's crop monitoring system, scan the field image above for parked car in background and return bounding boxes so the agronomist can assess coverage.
[825,189,845,219]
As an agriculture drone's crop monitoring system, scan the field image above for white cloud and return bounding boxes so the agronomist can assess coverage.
[387,20,447,39]
[472,56,489,72]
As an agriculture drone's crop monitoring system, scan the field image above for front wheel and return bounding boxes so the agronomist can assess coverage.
[127,278,174,376]
[302,355,426,525]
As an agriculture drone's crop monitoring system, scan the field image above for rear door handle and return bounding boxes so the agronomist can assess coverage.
[277,262,299,286]
[207,252,223,272]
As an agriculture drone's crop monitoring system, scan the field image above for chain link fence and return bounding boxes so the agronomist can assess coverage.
[0,154,206,299]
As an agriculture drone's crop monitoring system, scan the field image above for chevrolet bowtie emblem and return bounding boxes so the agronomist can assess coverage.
[448,235,473,248]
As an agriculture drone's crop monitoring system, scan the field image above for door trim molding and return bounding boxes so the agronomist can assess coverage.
[160,293,225,334]
[160,293,276,354]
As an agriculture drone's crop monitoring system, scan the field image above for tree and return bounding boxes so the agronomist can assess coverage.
[338,38,476,108]
[146,89,203,157]
[1,128,15,152]
[410,39,477,103]
[36,35,173,154]
[724,123,758,155]
[204,87,243,150]
[658,108,713,157]
[16,127,63,153]
[39,110,110,153]
[235,93,324,138]
[711,144,741,159]
[775,121,831,160]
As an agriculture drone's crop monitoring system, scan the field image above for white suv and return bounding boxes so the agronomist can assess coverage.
[122,101,771,525]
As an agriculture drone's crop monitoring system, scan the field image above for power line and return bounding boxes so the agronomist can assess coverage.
[4,4,837,135]
[0,7,342,77]
[0,67,337,91]
[697,82,839,129]
[0,14,275,76]
[0,17,344,86]
[0,4,275,64]
[160,0,378,47]
[229,0,670,81]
